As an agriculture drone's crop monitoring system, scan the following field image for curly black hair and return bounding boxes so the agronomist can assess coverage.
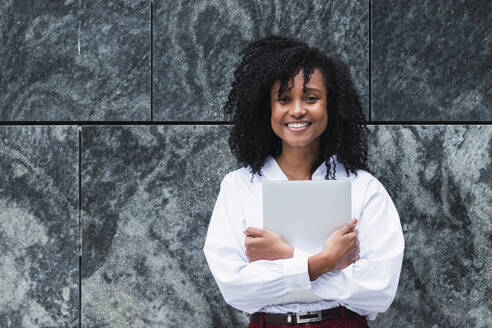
[224,35,370,180]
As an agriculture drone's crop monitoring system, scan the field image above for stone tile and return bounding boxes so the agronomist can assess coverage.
[0,1,150,121]
[154,0,368,121]
[0,126,78,327]
[367,125,491,327]
[371,1,491,121]
[81,124,491,327]
[81,125,249,327]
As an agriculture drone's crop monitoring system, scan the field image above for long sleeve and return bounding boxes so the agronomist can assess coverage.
[203,174,313,314]
[309,178,405,321]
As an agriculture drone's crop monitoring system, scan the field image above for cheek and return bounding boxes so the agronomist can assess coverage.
[270,118,282,136]
[270,105,283,125]
[318,103,328,124]
[315,106,328,133]
[270,108,285,138]
[321,110,328,125]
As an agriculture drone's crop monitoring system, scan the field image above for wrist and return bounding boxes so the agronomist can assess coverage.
[283,245,294,259]
[308,251,334,281]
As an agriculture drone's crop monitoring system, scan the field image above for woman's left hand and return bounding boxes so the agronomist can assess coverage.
[243,227,294,262]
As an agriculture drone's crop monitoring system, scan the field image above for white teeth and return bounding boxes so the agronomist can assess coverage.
[287,122,310,128]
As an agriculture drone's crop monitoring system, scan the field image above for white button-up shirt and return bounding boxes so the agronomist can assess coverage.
[203,155,404,321]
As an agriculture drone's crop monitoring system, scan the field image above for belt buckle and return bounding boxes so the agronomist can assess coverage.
[296,310,322,323]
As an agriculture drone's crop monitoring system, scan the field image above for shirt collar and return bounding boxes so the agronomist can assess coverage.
[260,155,339,181]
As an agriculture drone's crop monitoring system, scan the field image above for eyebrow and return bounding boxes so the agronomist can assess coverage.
[304,88,321,92]
[274,87,321,94]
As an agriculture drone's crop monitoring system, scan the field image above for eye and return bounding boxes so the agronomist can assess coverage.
[277,97,289,103]
[305,96,318,103]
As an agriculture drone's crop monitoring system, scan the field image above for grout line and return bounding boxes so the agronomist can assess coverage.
[78,126,82,328]
[368,0,372,122]
[0,121,491,126]
[0,121,235,125]
[367,121,492,125]
[150,0,154,122]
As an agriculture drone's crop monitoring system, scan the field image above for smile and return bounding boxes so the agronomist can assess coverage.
[285,122,311,130]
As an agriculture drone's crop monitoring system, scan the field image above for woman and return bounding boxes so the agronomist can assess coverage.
[203,35,404,327]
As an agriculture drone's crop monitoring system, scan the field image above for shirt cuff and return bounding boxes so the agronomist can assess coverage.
[293,248,312,258]
[282,255,312,291]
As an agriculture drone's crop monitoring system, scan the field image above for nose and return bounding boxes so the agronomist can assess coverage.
[290,100,306,117]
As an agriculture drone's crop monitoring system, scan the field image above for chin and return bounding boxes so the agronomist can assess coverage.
[283,139,315,148]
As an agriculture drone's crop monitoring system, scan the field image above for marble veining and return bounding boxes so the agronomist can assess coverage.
[367,125,491,327]
[0,2,489,327]
[81,125,490,327]
[0,1,150,121]
[81,125,250,327]
[371,1,492,120]
[154,0,368,121]
[0,126,78,327]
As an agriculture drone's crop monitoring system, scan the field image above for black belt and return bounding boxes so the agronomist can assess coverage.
[249,306,360,325]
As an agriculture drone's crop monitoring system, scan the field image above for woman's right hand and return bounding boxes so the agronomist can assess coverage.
[308,218,360,280]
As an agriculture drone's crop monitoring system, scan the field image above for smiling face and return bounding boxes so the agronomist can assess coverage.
[270,67,328,151]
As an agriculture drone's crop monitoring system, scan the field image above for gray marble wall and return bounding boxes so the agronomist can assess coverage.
[0,1,490,327]
[0,126,79,327]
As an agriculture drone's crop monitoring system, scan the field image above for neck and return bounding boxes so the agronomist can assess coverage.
[275,141,321,180]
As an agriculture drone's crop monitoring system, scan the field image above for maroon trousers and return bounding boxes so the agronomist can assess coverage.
[248,306,369,328]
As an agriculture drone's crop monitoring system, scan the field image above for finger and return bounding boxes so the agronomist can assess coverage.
[245,235,263,245]
[344,231,358,243]
[350,250,360,262]
[245,236,262,247]
[339,218,358,234]
[244,226,265,237]
[245,251,253,262]
[346,250,356,260]
[349,229,358,239]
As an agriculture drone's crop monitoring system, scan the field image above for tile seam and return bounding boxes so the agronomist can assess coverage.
[368,0,372,122]
[78,125,82,328]
[150,0,154,122]
[1,121,492,126]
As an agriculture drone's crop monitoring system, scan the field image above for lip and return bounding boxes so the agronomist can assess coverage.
[284,121,311,132]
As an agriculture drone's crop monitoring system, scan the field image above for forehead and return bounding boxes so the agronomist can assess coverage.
[270,67,325,92]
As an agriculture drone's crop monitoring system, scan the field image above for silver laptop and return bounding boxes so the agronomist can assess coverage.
[263,180,352,255]
[262,180,351,304]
